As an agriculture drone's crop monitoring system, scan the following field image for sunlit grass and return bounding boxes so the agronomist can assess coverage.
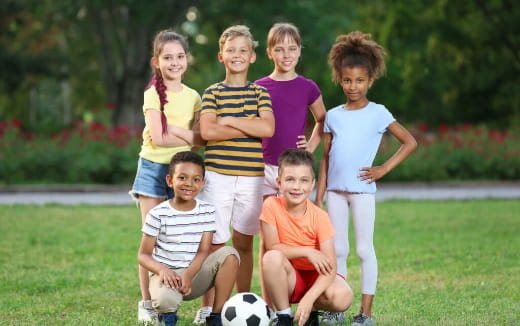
[0,200,518,325]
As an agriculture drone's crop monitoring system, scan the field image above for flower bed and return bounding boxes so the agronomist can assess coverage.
[1,120,519,184]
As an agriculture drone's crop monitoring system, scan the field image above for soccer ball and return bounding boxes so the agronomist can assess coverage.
[222,292,271,326]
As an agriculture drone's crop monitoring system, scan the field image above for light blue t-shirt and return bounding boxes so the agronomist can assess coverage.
[324,102,395,194]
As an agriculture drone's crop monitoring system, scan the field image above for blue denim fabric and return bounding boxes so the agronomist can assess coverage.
[129,157,174,200]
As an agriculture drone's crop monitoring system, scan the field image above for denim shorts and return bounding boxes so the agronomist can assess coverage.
[129,157,174,200]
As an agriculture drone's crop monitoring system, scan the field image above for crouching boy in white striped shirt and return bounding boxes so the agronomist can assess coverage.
[138,151,240,326]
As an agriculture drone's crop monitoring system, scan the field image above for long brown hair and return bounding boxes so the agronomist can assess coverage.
[146,30,189,134]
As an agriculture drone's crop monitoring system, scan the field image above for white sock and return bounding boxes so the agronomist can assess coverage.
[276,308,292,317]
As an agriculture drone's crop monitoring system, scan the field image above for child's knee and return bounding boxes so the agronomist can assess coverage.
[151,287,183,314]
[262,249,284,268]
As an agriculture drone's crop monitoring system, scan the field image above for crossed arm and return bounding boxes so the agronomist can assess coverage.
[199,110,275,141]
[147,110,205,147]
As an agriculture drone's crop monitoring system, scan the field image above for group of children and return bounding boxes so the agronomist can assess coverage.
[130,23,417,326]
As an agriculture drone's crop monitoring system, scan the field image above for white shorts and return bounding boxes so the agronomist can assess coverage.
[262,164,279,197]
[198,171,264,244]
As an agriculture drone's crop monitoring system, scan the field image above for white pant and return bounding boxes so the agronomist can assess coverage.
[327,191,377,295]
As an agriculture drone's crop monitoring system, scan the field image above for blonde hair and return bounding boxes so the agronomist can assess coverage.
[219,25,258,50]
[328,31,386,84]
[267,22,301,49]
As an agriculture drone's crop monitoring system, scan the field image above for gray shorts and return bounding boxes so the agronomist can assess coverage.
[149,246,239,313]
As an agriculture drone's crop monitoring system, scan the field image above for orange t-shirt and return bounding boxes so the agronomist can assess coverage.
[260,196,335,270]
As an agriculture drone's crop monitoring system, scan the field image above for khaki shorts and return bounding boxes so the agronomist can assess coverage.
[149,246,239,313]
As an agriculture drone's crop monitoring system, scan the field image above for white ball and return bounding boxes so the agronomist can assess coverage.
[222,292,271,326]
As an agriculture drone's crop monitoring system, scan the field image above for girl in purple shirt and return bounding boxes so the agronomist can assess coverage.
[255,22,326,198]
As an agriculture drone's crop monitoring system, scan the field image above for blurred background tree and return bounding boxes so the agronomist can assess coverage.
[1,0,519,130]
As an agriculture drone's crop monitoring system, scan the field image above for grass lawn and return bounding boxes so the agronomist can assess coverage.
[0,200,518,325]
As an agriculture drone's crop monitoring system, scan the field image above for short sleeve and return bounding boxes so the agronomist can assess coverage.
[315,208,335,242]
[143,87,161,113]
[193,93,202,112]
[142,211,161,237]
[376,105,396,134]
[259,197,277,225]
[307,79,321,106]
[256,85,272,113]
[201,86,217,115]
[323,110,332,133]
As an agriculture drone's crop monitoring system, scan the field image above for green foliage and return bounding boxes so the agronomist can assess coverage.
[1,122,518,184]
[2,1,519,130]
[373,124,520,181]
[0,122,140,184]
[0,200,519,325]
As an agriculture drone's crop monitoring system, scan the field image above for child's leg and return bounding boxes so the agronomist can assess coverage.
[185,247,240,312]
[232,230,254,292]
[213,252,240,313]
[314,275,354,312]
[232,175,264,292]
[326,191,350,278]
[149,273,183,313]
[349,193,376,316]
[262,250,295,311]
[138,196,164,301]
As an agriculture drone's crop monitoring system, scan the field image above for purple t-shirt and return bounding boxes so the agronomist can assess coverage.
[255,76,321,165]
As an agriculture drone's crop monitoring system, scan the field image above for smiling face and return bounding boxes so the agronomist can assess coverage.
[218,36,256,74]
[166,162,205,207]
[268,35,301,74]
[341,66,374,109]
[153,41,187,82]
[277,164,315,209]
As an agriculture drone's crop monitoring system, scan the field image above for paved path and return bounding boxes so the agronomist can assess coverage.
[0,182,519,205]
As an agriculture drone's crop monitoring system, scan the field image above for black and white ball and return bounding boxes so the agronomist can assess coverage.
[222,292,271,326]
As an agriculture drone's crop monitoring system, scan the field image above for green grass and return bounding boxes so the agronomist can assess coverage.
[0,200,518,325]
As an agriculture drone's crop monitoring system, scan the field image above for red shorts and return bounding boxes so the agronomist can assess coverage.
[289,268,319,303]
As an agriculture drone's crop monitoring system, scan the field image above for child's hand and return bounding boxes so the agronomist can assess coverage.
[179,274,192,296]
[294,299,314,326]
[159,268,182,290]
[307,249,333,275]
[359,165,388,184]
[296,135,309,151]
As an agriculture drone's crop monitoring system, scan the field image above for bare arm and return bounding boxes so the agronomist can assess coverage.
[303,95,326,153]
[218,110,275,138]
[359,121,418,183]
[295,239,337,326]
[168,111,206,147]
[315,133,331,207]
[199,112,248,141]
[146,109,190,147]
[138,234,183,290]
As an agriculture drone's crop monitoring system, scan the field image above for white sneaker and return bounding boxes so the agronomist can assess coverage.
[193,306,212,324]
[138,300,158,324]
[321,311,346,325]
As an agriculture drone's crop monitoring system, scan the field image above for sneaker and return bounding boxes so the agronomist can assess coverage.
[275,314,294,326]
[303,310,320,326]
[193,306,212,324]
[206,313,222,326]
[138,300,158,324]
[158,313,178,326]
[351,313,374,326]
[321,311,347,325]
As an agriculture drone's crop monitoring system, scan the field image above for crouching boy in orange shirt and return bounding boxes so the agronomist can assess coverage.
[260,149,353,326]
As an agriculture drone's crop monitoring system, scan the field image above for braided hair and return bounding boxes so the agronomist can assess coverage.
[146,30,189,134]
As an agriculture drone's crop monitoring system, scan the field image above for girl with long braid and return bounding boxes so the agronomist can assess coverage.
[129,29,204,324]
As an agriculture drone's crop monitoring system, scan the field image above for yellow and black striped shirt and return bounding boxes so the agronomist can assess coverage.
[201,82,272,176]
